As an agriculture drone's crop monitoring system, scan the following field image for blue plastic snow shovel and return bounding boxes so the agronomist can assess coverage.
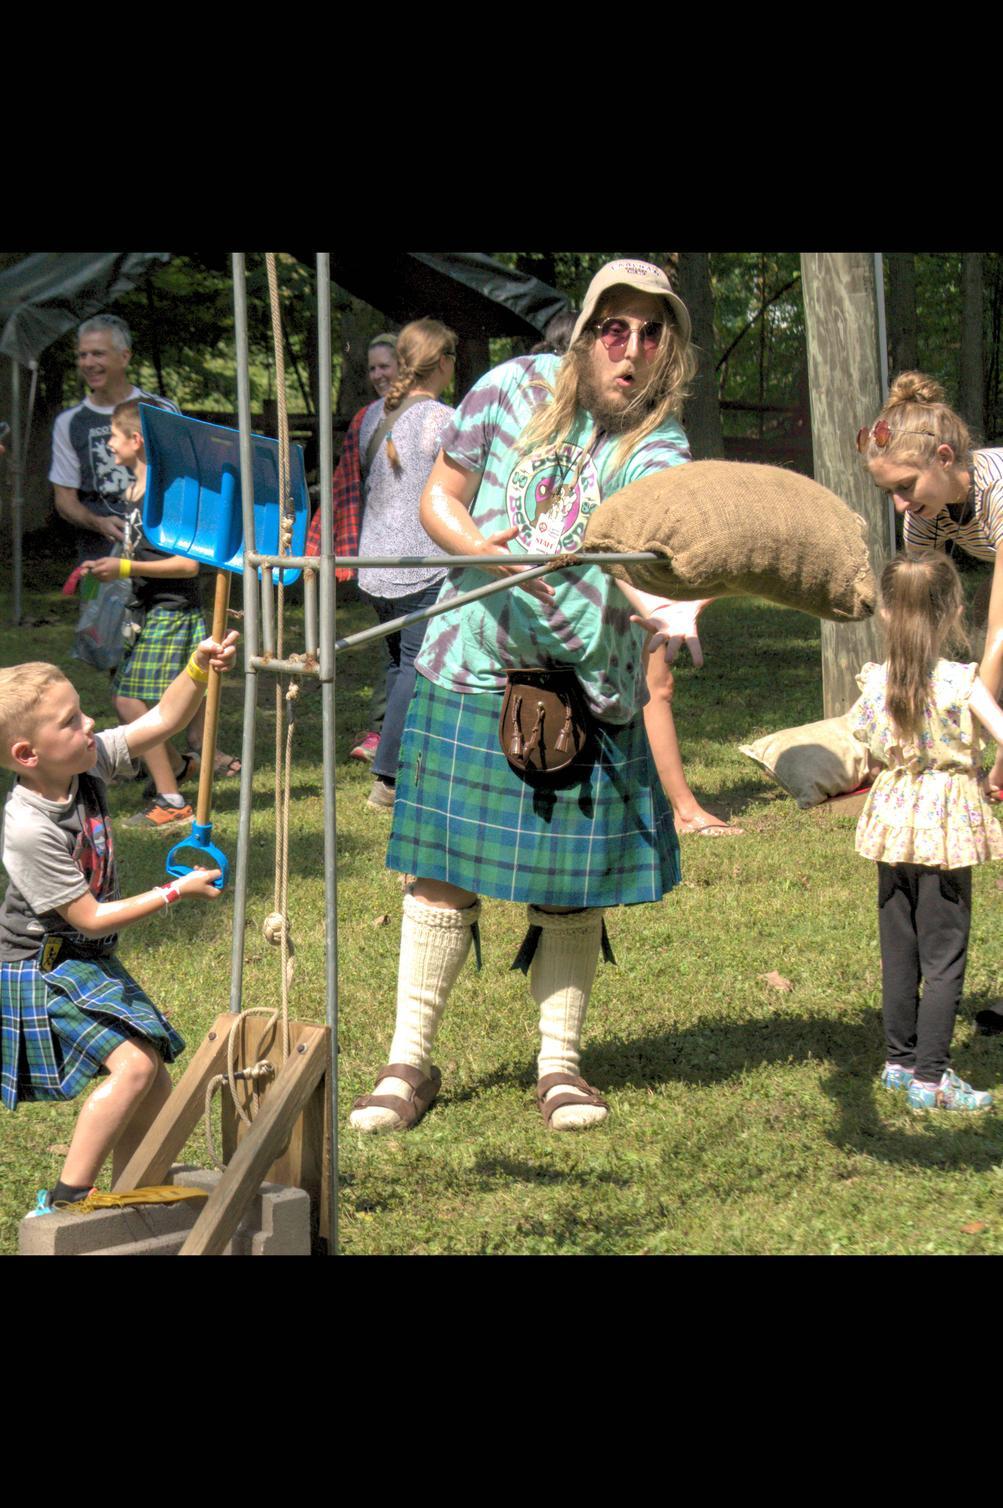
[140,406,309,582]
[139,406,310,889]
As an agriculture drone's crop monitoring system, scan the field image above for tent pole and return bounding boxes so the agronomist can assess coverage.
[316,253,338,1255]
[10,359,22,626]
[229,253,260,1015]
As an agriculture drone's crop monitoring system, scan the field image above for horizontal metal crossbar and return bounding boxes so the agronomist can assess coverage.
[246,551,661,571]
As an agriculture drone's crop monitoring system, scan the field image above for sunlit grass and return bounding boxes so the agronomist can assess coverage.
[2,573,1003,1256]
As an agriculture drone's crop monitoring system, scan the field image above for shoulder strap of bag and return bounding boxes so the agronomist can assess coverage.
[362,394,430,477]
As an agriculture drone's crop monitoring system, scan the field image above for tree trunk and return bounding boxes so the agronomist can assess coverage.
[516,253,556,290]
[988,254,1003,442]
[801,253,890,717]
[455,334,491,406]
[335,297,379,424]
[885,252,918,376]
[960,252,984,437]
[676,251,724,459]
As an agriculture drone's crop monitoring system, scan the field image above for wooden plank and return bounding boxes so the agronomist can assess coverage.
[177,1029,330,1256]
[800,253,890,717]
[111,1013,240,1192]
[219,1016,330,1235]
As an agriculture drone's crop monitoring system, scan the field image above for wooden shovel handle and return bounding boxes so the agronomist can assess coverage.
[196,571,232,827]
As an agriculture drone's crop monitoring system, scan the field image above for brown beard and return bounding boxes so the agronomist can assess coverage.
[573,343,657,434]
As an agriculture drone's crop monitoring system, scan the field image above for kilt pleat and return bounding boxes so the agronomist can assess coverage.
[0,954,185,1110]
[113,605,207,702]
[386,676,680,907]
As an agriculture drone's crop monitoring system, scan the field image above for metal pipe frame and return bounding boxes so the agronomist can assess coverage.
[246,551,660,571]
[228,255,261,1019]
[10,360,22,625]
[222,256,663,1256]
[316,253,338,1257]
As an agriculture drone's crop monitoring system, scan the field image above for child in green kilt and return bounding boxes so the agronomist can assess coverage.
[80,398,240,831]
[0,631,237,1213]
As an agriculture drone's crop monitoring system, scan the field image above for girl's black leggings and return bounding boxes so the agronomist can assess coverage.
[878,862,972,1082]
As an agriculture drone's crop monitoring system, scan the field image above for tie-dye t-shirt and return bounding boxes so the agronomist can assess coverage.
[415,355,690,724]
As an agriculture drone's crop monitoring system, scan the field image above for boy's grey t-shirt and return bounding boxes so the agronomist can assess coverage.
[0,727,132,961]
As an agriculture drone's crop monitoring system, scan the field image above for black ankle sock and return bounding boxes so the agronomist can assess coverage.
[50,1180,92,1205]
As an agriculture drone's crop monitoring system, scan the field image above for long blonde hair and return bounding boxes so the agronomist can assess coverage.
[381,318,457,474]
[859,370,976,470]
[879,554,969,741]
[518,295,696,471]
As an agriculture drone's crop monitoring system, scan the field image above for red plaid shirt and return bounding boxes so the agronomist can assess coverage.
[305,402,372,582]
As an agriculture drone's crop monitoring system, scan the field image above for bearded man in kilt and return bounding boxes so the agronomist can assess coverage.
[351,259,702,1133]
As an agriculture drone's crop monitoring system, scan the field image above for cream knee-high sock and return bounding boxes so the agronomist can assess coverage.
[386,893,480,1074]
[531,905,603,1099]
[350,894,480,1134]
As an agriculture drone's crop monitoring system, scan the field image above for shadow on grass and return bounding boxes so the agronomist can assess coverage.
[578,1011,1003,1173]
[357,993,1003,1180]
[470,1156,631,1189]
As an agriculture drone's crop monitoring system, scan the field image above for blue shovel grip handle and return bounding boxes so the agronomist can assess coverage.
[166,821,229,889]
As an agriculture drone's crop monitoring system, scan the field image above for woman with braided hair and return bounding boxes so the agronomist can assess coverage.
[858,370,1003,1035]
[357,318,459,811]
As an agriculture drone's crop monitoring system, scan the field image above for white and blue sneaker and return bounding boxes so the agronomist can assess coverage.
[907,1069,993,1113]
[881,1064,915,1092]
[24,1190,53,1219]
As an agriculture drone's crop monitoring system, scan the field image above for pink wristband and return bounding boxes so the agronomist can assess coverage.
[156,883,181,909]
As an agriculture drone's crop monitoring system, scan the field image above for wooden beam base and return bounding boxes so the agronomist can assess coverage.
[179,1026,330,1256]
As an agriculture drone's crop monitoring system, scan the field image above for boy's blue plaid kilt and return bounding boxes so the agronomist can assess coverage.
[386,676,680,907]
[0,953,185,1110]
[113,604,207,702]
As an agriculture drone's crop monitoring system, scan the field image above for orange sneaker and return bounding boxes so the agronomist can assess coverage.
[123,797,194,830]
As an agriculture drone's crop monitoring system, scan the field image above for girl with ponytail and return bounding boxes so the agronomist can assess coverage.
[857,370,1003,807]
[357,319,459,811]
[849,554,1003,1106]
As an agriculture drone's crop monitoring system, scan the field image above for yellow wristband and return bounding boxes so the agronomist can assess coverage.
[186,654,210,686]
[118,557,132,579]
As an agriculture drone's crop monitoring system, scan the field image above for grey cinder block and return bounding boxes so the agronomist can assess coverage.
[19,1168,310,1256]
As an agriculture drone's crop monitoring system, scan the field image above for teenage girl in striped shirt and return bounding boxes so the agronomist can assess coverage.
[858,371,1003,1034]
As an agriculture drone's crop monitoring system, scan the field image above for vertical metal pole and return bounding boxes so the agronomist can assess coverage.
[10,360,22,626]
[229,253,261,1014]
[304,566,318,658]
[260,567,275,656]
[317,252,338,1255]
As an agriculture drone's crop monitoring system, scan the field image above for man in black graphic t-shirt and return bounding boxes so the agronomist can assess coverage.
[48,313,178,563]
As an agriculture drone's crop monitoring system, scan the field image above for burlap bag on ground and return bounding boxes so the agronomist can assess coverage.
[583,460,875,620]
[739,712,879,808]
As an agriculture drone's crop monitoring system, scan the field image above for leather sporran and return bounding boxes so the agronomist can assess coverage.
[499,668,593,780]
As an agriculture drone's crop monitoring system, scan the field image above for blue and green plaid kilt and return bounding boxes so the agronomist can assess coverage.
[113,605,207,702]
[386,676,680,907]
[0,953,185,1110]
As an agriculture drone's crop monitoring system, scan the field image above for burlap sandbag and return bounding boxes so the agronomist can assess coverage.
[583,460,875,620]
[739,712,880,808]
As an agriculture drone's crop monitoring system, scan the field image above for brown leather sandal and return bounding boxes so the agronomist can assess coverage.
[352,1063,442,1130]
[536,1072,609,1127]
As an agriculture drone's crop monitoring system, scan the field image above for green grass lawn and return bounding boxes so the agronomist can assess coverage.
[3,566,1003,1256]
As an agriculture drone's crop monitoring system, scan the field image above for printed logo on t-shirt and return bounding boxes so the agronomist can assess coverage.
[73,812,114,900]
[506,442,602,555]
[90,427,131,502]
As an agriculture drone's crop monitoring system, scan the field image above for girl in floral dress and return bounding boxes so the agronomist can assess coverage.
[850,554,1003,1111]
